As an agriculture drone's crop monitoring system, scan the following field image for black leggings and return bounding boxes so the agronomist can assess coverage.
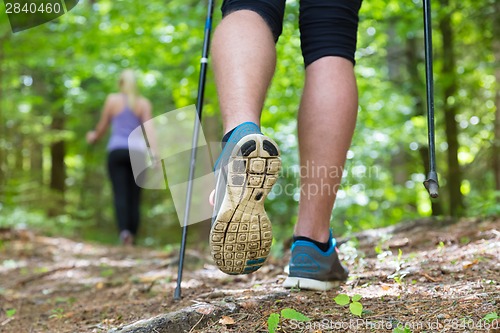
[221,0,363,66]
[107,149,142,236]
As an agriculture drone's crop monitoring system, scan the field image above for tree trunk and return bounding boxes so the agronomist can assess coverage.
[493,0,500,201]
[31,71,46,186]
[439,0,464,216]
[49,114,66,216]
[14,128,24,172]
[0,35,6,188]
[30,141,44,185]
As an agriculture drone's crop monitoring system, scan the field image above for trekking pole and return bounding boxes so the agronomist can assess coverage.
[422,0,439,198]
[174,0,215,300]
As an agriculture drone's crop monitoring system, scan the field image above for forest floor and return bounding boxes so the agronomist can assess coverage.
[0,217,499,333]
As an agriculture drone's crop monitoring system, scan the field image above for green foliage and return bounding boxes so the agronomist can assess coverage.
[267,308,310,333]
[0,208,78,238]
[267,313,280,333]
[280,308,310,321]
[393,325,413,333]
[482,312,499,323]
[53,296,76,305]
[334,294,364,317]
[334,294,351,306]
[5,309,16,318]
[388,249,409,284]
[48,307,65,320]
[349,301,363,317]
[0,0,498,249]
[100,267,115,278]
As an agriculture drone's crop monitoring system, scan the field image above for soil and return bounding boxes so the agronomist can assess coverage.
[0,217,499,333]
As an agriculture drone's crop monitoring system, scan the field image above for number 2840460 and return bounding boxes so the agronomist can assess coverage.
[6,2,62,14]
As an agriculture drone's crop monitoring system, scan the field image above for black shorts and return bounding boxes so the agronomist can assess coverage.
[221,0,363,67]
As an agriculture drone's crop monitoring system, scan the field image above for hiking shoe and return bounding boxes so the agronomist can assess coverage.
[119,230,134,246]
[210,122,281,275]
[283,231,349,290]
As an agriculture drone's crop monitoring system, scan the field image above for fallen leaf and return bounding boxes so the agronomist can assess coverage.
[463,259,479,269]
[219,315,235,325]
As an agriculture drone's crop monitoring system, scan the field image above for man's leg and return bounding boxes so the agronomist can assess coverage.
[212,10,276,133]
[295,56,358,242]
[209,3,285,275]
[284,0,362,290]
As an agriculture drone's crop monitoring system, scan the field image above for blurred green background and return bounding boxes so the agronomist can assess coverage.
[0,0,498,252]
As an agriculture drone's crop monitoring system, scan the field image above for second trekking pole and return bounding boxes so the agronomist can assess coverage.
[422,0,439,198]
[174,0,215,300]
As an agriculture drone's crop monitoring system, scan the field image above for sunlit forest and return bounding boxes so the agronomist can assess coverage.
[0,0,498,249]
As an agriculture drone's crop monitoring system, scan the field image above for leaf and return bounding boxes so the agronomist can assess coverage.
[6,309,16,318]
[267,313,280,333]
[482,312,498,323]
[334,294,350,306]
[219,315,235,325]
[349,301,363,317]
[392,325,412,333]
[281,308,310,321]
[351,294,362,302]
[463,259,479,269]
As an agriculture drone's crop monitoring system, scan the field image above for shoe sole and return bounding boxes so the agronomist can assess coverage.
[210,134,281,275]
[282,276,343,291]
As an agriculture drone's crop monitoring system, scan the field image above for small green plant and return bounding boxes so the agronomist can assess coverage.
[6,308,16,318]
[334,293,363,317]
[374,234,392,255]
[54,296,76,305]
[267,308,310,333]
[49,308,65,320]
[388,249,408,284]
[482,312,498,323]
[459,236,470,245]
[393,324,413,333]
[100,268,115,278]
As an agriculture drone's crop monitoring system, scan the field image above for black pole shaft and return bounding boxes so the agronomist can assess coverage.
[423,0,436,172]
[174,0,215,300]
[422,0,439,198]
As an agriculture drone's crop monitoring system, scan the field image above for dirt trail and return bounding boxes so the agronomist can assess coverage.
[0,217,498,333]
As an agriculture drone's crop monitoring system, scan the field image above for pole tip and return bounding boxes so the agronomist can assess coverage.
[174,287,181,300]
[423,178,439,198]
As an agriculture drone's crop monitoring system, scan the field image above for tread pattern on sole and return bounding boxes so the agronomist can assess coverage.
[210,134,281,275]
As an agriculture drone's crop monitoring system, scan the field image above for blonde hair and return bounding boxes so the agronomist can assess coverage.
[119,69,139,111]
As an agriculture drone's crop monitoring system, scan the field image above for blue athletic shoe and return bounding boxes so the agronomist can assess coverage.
[283,231,349,290]
[210,122,281,275]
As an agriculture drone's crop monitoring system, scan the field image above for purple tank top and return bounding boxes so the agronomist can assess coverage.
[107,96,146,152]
